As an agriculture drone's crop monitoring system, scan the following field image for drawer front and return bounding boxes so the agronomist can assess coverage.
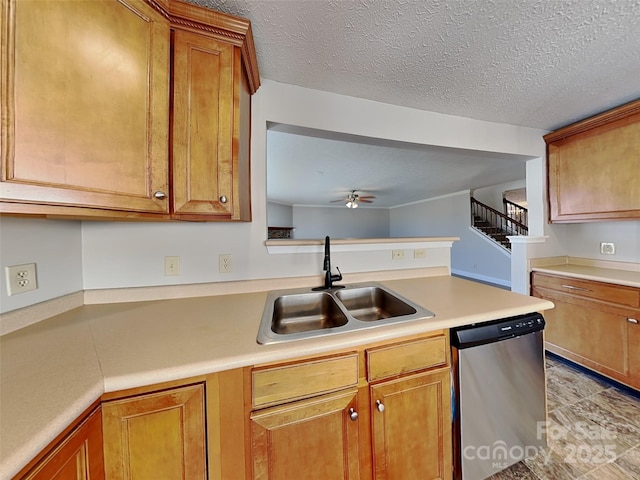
[252,353,358,408]
[367,336,447,382]
[532,273,639,308]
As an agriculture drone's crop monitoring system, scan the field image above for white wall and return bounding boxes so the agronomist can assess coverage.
[292,206,389,239]
[0,80,551,312]
[473,179,526,212]
[266,202,293,227]
[391,192,512,286]
[0,217,83,313]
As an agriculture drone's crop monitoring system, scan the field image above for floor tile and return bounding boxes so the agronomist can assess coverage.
[612,445,640,477]
[487,354,638,480]
[579,462,635,480]
[489,460,539,479]
[590,388,640,429]
[545,362,608,407]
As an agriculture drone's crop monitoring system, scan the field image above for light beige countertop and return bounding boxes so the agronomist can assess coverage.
[0,274,553,479]
[531,257,640,288]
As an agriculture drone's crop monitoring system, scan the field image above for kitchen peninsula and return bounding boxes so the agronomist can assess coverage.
[1,271,552,479]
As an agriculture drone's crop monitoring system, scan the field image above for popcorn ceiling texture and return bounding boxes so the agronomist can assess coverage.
[189,0,640,130]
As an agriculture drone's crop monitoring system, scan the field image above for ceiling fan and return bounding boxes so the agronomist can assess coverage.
[331,190,376,208]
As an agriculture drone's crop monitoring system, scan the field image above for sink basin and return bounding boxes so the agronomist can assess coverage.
[335,286,416,321]
[257,282,436,345]
[271,292,348,334]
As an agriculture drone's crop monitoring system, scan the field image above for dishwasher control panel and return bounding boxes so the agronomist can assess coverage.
[451,312,545,349]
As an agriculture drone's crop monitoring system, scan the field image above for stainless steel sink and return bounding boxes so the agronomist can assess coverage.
[257,282,435,344]
[335,286,417,321]
[271,292,348,334]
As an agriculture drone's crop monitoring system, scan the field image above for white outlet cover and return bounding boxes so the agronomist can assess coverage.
[5,263,38,296]
[219,254,233,273]
[600,243,615,255]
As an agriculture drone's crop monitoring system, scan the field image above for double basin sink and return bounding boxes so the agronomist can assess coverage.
[257,282,435,344]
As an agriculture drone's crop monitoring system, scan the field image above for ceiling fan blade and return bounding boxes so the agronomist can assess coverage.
[358,195,376,200]
[330,199,345,203]
[359,199,374,203]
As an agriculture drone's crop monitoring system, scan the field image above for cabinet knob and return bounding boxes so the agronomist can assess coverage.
[376,400,385,413]
[153,191,167,200]
[349,408,358,421]
[628,318,639,324]
[219,195,228,204]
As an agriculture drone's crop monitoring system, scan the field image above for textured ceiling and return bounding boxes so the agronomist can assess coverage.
[188,0,640,207]
[191,0,640,130]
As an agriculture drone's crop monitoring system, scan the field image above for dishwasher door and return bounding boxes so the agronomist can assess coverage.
[452,330,547,480]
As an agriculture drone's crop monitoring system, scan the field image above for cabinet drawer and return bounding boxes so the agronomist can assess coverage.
[366,336,447,382]
[252,353,359,408]
[532,273,639,308]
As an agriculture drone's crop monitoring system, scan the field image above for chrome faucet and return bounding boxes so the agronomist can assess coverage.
[318,235,343,290]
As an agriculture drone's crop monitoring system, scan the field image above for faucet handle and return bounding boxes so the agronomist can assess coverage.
[331,266,343,283]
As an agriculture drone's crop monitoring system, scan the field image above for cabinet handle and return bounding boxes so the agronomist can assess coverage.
[153,191,167,200]
[376,400,385,413]
[560,284,591,292]
[219,195,228,204]
[629,318,639,324]
[349,408,358,421]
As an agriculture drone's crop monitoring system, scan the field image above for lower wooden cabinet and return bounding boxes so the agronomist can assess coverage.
[16,334,453,480]
[370,369,452,480]
[17,407,104,480]
[101,383,207,479]
[531,272,640,389]
[247,332,453,479]
[250,389,361,479]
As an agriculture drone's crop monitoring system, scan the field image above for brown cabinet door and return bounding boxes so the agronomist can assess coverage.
[1,0,170,215]
[102,384,207,479]
[545,100,640,223]
[370,369,452,480]
[250,389,360,480]
[171,29,238,219]
[543,297,628,376]
[22,407,104,480]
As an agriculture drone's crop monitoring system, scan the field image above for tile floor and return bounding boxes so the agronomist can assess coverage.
[490,354,640,479]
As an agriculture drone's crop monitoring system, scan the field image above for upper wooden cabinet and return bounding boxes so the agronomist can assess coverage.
[0,0,259,221]
[544,99,640,223]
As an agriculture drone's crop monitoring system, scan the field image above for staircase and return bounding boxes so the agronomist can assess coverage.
[471,197,528,251]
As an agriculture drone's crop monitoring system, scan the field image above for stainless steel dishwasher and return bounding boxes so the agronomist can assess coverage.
[451,312,547,480]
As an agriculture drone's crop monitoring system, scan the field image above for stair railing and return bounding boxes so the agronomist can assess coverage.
[471,197,528,238]
[503,198,528,226]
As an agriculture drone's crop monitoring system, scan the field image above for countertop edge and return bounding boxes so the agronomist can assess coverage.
[531,265,640,288]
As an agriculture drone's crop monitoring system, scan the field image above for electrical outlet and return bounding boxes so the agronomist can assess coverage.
[5,263,38,295]
[165,256,180,276]
[392,250,405,260]
[600,242,615,255]
[219,254,233,273]
[414,249,427,259]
